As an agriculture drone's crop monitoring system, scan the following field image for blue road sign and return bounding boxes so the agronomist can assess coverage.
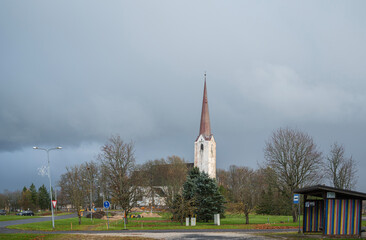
[103,201,110,209]
[293,194,300,204]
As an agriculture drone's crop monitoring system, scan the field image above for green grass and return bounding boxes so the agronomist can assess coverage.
[0,215,40,221]
[8,217,106,231]
[7,213,300,231]
[7,212,366,232]
[0,234,59,240]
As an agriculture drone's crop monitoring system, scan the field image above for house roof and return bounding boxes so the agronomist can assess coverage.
[294,185,366,200]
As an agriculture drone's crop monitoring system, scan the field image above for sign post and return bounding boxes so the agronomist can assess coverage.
[103,201,110,229]
[293,194,301,233]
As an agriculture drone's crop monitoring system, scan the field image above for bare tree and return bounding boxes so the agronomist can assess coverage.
[324,143,357,190]
[0,193,6,210]
[138,155,189,211]
[227,166,262,224]
[138,159,159,212]
[80,161,100,210]
[98,135,140,220]
[264,128,323,222]
[98,164,110,206]
[171,193,196,225]
[163,156,189,209]
[59,165,86,224]
[4,190,21,212]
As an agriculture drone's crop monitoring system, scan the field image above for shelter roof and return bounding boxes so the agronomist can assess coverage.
[294,185,366,200]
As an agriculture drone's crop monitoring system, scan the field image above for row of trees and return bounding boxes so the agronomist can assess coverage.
[217,128,358,223]
[60,128,357,226]
[2,128,357,226]
[57,135,226,225]
[0,184,51,212]
[58,135,193,224]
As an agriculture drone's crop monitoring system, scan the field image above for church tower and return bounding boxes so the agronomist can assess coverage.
[194,74,216,178]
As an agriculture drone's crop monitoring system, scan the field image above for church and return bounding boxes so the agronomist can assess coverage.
[136,75,217,207]
[194,74,216,179]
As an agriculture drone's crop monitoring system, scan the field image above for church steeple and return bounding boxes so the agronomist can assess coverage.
[199,73,211,139]
[194,73,216,179]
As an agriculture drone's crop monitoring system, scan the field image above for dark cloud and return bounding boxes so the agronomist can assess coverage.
[1,1,366,192]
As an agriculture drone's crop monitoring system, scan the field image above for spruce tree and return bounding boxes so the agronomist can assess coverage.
[29,183,38,208]
[182,167,225,222]
[38,185,50,210]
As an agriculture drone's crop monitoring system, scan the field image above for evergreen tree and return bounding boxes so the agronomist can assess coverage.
[181,167,225,222]
[29,183,38,208]
[38,185,50,210]
[256,189,272,214]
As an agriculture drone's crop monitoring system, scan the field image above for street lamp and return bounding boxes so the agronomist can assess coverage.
[84,176,98,221]
[33,146,62,229]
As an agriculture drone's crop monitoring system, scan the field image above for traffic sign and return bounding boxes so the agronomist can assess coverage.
[293,194,299,204]
[103,201,110,209]
[52,200,57,208]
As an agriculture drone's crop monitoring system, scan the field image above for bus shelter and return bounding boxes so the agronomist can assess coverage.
[294,185,366,237]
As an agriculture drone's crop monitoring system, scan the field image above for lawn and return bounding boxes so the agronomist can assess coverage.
[7,212,366,231]
[7,213,301,231]
[7,217,106,231]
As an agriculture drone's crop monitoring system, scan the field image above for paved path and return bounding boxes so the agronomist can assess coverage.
[77,231,276,239]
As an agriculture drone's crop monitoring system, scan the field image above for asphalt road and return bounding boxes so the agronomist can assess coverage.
[0,213,77,227]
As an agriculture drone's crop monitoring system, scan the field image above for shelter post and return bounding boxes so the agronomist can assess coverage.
[302,194,307,233]
[322,192,326,236]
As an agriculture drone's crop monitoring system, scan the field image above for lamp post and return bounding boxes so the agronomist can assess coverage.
[33,146,62,229]
[84,176,98,221]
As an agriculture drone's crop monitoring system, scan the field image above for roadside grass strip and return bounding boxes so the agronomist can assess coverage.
[0,234,59,240]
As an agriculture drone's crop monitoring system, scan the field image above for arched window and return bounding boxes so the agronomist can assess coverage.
[201,144,204,150]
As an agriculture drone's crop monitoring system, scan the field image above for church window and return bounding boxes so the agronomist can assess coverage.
[201,144,204,150]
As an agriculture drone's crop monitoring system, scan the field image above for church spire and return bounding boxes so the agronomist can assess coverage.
[199,73,211,138]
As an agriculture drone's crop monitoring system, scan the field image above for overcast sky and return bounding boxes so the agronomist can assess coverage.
[1,1,365,193]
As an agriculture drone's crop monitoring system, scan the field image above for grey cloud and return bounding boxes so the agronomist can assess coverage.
[1,1,366,192]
